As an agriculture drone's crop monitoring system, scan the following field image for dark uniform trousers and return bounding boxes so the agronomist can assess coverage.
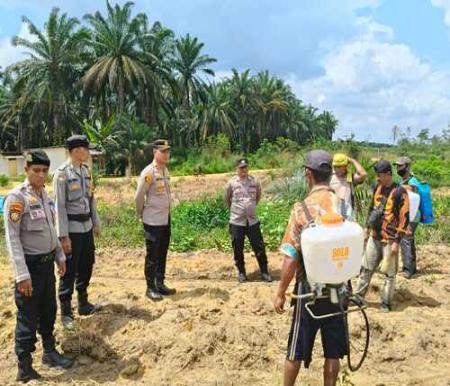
[15,253,56,360]
[58,230,95,303]
[144,223,171,289]
[229,221,269,275]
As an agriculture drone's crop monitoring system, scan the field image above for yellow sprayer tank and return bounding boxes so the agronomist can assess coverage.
[301,213,364,285]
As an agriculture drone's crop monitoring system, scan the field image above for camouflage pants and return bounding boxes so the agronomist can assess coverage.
[356,237,398,307]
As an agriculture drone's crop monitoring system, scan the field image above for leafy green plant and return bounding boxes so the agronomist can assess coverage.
[0,174,9,187]
[266,169,308,205]
[16,174,26,183]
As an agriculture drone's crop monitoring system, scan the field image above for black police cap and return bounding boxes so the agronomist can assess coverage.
[236,158,249,168]
[153,139,171,150]
[25,150,50,167]
[66,135,94,151]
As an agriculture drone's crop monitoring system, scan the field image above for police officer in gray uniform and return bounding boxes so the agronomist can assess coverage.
[135,139,176,301]
[224,158,272,283]
[4,150,73,383]
[53,135,101,329]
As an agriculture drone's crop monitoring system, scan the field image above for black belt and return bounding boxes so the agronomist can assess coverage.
[68,213,91,222]
[25,251,55,265]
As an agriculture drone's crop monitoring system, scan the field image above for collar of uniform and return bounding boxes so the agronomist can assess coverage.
[238,175,251,182]
[69,161,82,169]
[151,160,166,172]
[24,179,45,198]
[69,161,84,176]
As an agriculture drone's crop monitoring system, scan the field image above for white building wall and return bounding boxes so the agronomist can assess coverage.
[0,155,8,175]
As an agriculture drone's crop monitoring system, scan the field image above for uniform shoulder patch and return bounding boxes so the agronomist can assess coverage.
[10,202,24,212]
[9,201,24,223]
[144,174,152,184]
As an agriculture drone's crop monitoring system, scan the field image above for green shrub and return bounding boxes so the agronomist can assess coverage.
[16,174,26,183]
[266,170,308,205]
[95,194,293,253]
[0,174,9,187]
[411,157,450,188]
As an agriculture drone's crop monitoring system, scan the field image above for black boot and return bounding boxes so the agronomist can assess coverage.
[78,292,102,316]
[61,301,75,330]
[238,272,247,283]
[261,272,273,282]
[17,356,41,383]
[42,350,74,369]
[146,287,163,301]
[156,280,176,296]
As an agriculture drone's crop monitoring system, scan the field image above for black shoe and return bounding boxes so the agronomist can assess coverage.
[17,357,41,383]
[61,301,75,330]
[261,272,273,282]
[146,288,163,301]
[42,350,74,369]
[238,273,247,283]
[157,284,176,296]
[78,293,102,316]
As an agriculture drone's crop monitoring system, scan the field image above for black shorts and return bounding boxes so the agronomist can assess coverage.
[286,282,348,368]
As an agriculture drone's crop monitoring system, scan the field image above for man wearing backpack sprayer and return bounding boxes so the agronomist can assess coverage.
[356,160,410,312]
[394,157,421,279]
[274,150,349,386]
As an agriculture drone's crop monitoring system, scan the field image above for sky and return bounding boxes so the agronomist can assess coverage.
[1,0,450,143]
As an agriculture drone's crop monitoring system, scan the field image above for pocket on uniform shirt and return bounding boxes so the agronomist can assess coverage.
[25,216,45,231]
[156,181,165,194]
[68,182,83,201]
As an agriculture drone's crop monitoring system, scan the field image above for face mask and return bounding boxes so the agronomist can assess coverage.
[397,168,408,177]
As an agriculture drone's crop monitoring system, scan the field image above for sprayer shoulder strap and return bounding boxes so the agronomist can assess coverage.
[301,201,315,226]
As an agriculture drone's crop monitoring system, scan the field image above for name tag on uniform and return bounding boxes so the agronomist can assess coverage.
[30,208,46,220]
[69,182,81,191]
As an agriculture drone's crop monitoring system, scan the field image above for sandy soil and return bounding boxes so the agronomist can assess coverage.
[0,244,449,386]
[94,169,284,205]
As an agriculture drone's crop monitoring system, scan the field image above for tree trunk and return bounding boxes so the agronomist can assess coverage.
[118,71,125,113]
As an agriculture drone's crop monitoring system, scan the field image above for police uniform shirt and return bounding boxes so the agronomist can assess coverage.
[4,181,66,283]
[224,175,262,226]
[53,161,101,237]
[135,161,171,226]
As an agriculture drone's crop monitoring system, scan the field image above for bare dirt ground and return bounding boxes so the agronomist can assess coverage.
[94,169,284,205]
[0,244,449,386]
[1,171,449,385]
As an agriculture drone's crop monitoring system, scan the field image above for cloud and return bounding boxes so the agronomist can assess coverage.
[142,0,383,78]
[0,22,36,70]
[289,17,450,142]
[431,0,450,26]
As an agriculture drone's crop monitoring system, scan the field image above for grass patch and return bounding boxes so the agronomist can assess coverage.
[97,195,291,253]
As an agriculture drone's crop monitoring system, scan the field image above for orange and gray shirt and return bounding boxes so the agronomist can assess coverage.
[224,175,262,226]
[135,161,171,226]
[280,186,343,279]
[367,183,409,243]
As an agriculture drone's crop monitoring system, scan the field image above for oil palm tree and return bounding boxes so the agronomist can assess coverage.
[83,1,159,113]
[194,83,234,145]
[171,34,216,111]
[7,8,88,146]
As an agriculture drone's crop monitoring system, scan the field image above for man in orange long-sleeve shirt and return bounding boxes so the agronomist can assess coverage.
[356,160,409,312]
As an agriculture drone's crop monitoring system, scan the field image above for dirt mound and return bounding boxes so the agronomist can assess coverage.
[0,245,449,385]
